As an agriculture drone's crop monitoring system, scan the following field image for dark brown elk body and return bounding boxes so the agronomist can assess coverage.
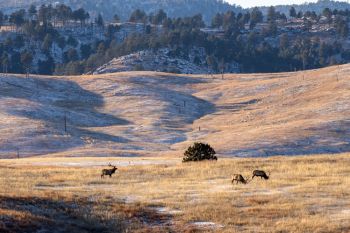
[252,170,269,180]
[231,174,249,184]
[101,165,117,178]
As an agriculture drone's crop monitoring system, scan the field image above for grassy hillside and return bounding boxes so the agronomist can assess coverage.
[0,64,350,158]
[0,154,349,232]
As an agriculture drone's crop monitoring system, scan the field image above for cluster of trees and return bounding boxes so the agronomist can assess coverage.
[57,9,347,75]
[6,4,90,28]
[288,6,350,37]
[0,4,108,75]
[0,4,349,76]
[210,6,350,38]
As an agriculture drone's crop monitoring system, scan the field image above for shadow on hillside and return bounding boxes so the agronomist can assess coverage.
[217,99,260,111]
[129,75,216,125]
[128,74,216,145]
[130,74,208,86]
[0,196,122,233]
[99,74,216,145]
[228,120,350,157]
[0,75,130,154]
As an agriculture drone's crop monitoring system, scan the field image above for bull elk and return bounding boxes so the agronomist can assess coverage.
[101,163,118,178]
[231,174,250,184]
[252,170,270,180]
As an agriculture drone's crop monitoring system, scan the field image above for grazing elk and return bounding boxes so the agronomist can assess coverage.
[231,174,250,184]
[252,170,270,180]
[101,164,118,178]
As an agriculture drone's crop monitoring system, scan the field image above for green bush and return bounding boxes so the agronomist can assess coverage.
[183,142,217,162]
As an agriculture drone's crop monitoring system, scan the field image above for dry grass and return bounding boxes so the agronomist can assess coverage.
[1,154,349,232]
[1,64,350,158]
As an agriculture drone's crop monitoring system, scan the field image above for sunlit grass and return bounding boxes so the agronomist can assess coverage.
[1,154,350,232]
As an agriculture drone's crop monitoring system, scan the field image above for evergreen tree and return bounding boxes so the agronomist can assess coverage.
[267,6,276,22]
[64,48,79,63]
[13,35,24,49]
[0,11,4,27]
[95,14,104,28]
[113,14,120,23]
[151,9,167,25]
[72,8,89,26]
[323,8,333,22]
[297,11,303,18]
[10,52,23,73]
[183,142,217,162]
[38,55,55,74]
[28,5,37,20]
[20,51,33,75]
[9,10,26,27]
[129,9,147,23]
[42,34,53,53]
[250,7,263,29]
[67,36,78,47]
[289,7,297,18]
[80,44,92,59]
[1,53,9,73]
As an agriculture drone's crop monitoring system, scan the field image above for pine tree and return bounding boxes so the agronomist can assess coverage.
[289,7,297,18]
[183,142,217,162]
[95,14,104,28]
[20,51,33,77]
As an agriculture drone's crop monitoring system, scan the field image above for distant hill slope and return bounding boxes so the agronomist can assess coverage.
[0,0,242,23]
[3,0,349,22]
[257,0,350,16]
[1,65,350,158]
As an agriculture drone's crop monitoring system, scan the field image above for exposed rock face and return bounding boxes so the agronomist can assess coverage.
[92,48,240,75]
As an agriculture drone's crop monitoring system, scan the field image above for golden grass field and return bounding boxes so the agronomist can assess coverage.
[1,64,350,232]
[1,154,349,232]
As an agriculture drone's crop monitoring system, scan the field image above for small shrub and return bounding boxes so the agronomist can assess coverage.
[182,142,217,162]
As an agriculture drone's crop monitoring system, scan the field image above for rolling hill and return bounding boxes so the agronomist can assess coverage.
[0,64,349,158]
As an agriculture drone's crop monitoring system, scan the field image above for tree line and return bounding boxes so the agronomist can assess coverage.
[0,4,349,75]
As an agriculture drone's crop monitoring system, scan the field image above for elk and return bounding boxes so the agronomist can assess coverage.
[231,174,250,184]
[252,170,270,180]
[101,163,118,178]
